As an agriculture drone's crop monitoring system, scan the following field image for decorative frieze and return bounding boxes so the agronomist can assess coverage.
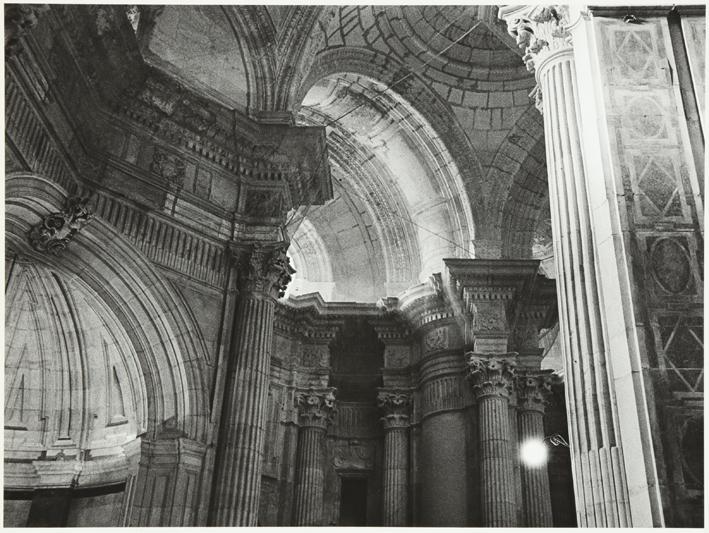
[28,197,93,255]
[467,354,517,399]
[296,388,337,429]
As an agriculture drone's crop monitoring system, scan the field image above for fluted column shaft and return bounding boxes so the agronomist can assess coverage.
[378,389,412,527]
[293,388,336,526]
[382,427,408,526]
[497,6,647,527]
[211,244,294,526]
[468,355,517,527]
[517,373,556,527]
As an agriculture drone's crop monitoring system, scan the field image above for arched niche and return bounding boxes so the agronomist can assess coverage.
[4,174,212,492]
[5,259,147,473]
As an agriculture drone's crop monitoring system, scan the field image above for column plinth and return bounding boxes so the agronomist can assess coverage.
[517,372,558,527]
[292,388,336,526]
[210,243,294,526]
[468,354,517,527]
[377,389,412,527]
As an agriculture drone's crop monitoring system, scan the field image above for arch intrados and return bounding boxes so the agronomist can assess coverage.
[5,174,210,442]
[294,47,485,234]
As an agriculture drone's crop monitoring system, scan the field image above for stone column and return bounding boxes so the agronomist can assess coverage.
[292,387,336,526]
[399,279,469,526]
[498,5,663,527]
[377,389,412,527]
[210,243,294,526]
[467,354,517,527]
[516,372,556,527]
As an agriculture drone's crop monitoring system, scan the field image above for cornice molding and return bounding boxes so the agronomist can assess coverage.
[30,5,332,213]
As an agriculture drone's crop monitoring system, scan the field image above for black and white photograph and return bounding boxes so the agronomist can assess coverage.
[3,1,705,528]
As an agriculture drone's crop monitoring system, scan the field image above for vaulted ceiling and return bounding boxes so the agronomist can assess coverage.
[137,5,552,302]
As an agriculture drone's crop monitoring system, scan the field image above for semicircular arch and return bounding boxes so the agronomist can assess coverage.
[5,173,211,443]
[293,46,486,233]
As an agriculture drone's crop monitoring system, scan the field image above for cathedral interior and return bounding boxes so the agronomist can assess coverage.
[3,3,705,528]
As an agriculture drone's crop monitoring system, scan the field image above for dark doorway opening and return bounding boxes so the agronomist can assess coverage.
[338,477,368,526]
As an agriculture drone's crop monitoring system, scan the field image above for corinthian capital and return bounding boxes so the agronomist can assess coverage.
[467,353,517,399]
[516,371,560,413]
[296,387,337,429]
[377,389,412,429]
[231,242,295,298]
[498,5,572,73]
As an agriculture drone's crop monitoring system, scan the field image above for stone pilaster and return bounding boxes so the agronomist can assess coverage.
[210,242,294,526]
[499,5,663,527]
[377,389,412,527]
[292,387,337,526]
[516,372,557,527]
[130,437,208,526]
[467,354,517,527]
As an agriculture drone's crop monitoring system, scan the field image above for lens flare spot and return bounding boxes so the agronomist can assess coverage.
[520,438,548,467]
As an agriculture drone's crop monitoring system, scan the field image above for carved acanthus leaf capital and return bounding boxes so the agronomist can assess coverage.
[501,5,572,73]
[516,371,560,413]
[231,242,295,298]
[467,353,517,399]
[499,5,572,113]
[296,387,337,429]
[377,389,412,429]
[28,197,94,255]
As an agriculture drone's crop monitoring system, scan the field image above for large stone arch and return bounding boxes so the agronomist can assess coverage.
[5,173,211,444]
[220,5,276,113]
[292,46,487,236]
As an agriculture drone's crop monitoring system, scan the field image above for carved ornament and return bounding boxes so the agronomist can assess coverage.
[150,148,185,189]
[467,354,517,399]
[377,389,412,429]
[472,302,508,333]
[333,439,374,470]
[500,5,572,112]
[296,387,337,429]
[423,327,449,352]
[504,5,572,72]
[28,197,94,255]
[516,372,560,413]
[232,243,295,298]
